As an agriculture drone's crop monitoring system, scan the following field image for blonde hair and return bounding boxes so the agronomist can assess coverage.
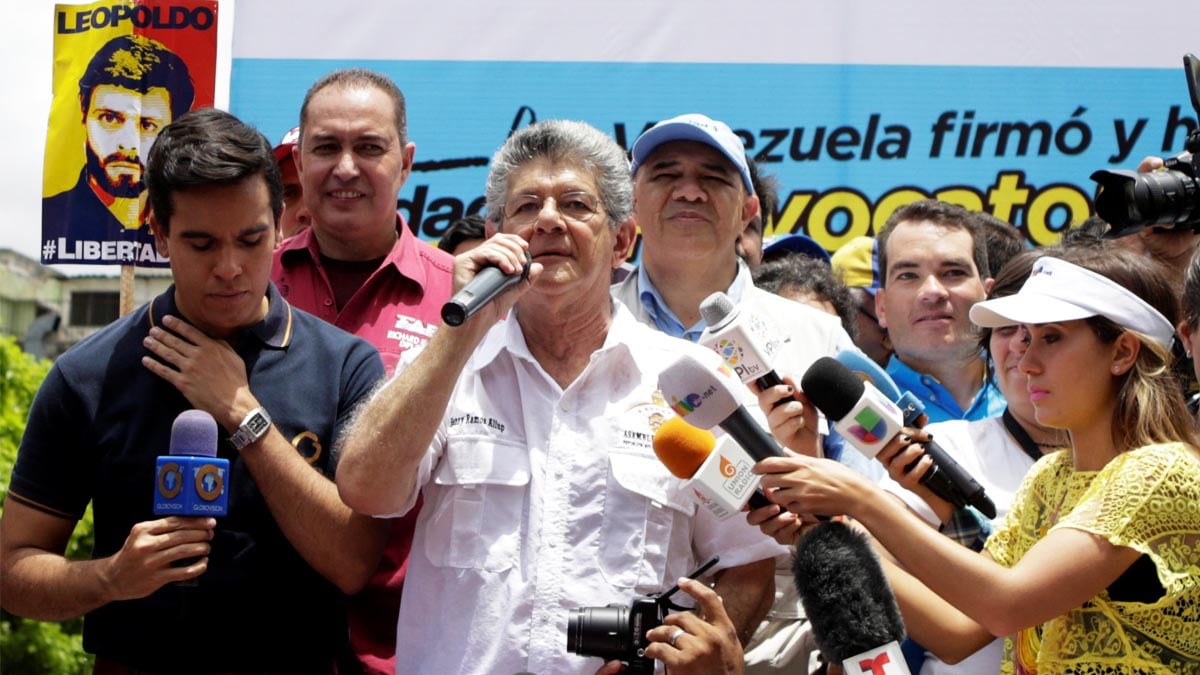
[1106,325,1200,454]
[1055,242,1200,455]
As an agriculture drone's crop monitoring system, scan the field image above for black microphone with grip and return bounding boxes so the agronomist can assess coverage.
[152,410,228,590]
[801,357,997,519]
[793,520,911,674]
[441,251,531,326]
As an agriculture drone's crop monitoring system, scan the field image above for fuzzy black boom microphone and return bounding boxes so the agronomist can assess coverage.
[793,521,910,674]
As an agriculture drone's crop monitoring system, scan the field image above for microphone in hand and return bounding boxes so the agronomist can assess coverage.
[698,291,789,392]
[793,520,911,674]
[801,357,996,519]
[441,251,532,327]
[153,409,227,582]
[653,415,773,519]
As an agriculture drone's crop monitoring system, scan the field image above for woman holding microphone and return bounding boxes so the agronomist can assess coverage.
[752,243,1200,673]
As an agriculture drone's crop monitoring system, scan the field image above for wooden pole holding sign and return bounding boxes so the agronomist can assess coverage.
[120,264,136,317]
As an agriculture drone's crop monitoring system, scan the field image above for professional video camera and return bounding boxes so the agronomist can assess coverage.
[566,557,718,674]
[1091,53,1200,237]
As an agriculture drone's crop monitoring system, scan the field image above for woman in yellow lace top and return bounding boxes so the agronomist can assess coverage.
[751,244,1200,674]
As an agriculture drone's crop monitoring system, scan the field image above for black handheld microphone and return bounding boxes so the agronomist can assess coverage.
[793,520,911,674]
[658,351,788,463]
[153,410,227,587]
[801,357,997,519]
[441,252,532,326]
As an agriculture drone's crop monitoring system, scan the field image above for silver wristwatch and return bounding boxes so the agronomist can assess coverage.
[229,407,272,451]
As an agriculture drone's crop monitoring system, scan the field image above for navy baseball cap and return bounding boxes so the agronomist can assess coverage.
[762,233,831,264]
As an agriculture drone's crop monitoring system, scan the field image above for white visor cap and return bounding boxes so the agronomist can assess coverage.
[969,256,1175,351]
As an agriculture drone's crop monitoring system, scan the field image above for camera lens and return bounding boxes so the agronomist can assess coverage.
[567,605,630,660]
[1092,168,1200,233]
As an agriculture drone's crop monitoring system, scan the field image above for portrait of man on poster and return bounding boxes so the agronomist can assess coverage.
[42,34,194,261]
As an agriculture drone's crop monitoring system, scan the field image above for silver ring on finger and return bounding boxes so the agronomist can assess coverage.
[669,627,686,648]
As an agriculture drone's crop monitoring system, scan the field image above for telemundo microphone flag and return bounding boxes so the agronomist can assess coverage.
[41,0,218,267]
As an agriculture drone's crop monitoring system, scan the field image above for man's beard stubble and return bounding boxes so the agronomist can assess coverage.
[85,145,145,199]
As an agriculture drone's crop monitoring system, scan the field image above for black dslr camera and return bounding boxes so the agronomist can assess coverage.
[566,557,718,674]
[1091,53,1200,236]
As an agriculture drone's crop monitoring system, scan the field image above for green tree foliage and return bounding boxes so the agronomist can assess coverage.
[0,335,94,673]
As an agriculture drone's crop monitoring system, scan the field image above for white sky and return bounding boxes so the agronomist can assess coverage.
[3,0,66,267]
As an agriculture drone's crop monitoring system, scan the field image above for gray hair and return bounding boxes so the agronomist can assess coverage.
[485,120,633,227]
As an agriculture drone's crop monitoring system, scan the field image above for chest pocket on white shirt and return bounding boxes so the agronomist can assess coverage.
[425,437,529,572]
[599,452,695,593]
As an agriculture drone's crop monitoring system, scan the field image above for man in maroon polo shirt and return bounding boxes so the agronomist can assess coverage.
[271,67,453,674]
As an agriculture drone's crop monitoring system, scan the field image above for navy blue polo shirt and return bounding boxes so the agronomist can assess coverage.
[9,282,384,672]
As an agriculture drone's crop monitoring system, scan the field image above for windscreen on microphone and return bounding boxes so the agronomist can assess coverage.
[793,520,906,664]
[653,416,717,479]
[169,409,219,457]
[698,291,737,329]
[800,356,865,421]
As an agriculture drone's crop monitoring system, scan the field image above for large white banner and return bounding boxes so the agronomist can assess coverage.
[229,0,1200,253]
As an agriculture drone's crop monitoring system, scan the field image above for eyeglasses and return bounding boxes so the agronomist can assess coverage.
[504,191,603,227]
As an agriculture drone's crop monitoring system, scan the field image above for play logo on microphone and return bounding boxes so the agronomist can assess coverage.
[712,338,744,367]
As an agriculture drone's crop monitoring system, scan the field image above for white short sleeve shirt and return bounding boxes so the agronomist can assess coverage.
[394,302,785,675]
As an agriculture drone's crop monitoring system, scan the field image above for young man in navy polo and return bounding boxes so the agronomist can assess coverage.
[0,108,387,673]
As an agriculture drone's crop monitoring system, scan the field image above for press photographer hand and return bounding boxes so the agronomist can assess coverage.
[595,578,744,675]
